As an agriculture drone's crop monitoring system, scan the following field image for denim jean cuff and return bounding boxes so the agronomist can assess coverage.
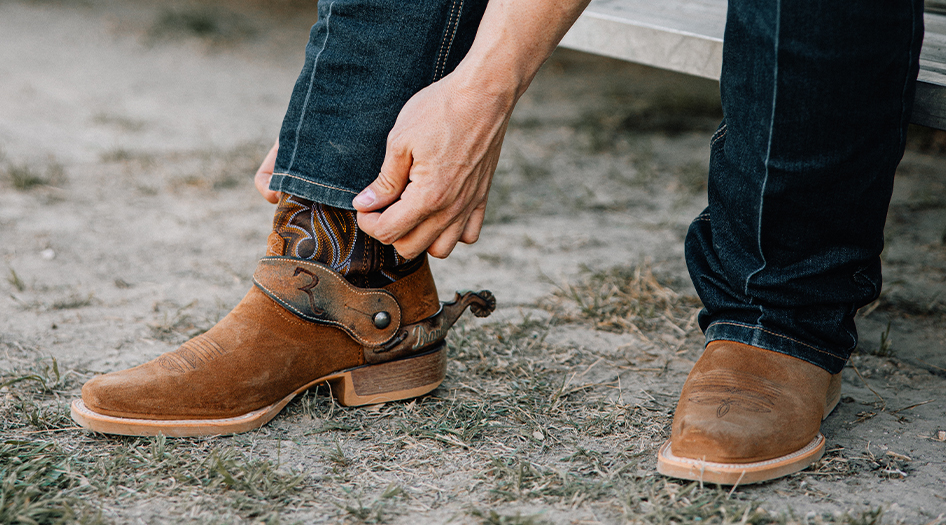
[269,172,360,211]
[704,321,847,374]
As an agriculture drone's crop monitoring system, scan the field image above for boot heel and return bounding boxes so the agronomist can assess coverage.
[327,346,447,407]
[823,372,842,420]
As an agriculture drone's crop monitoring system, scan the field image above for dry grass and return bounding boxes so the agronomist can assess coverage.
[2,158,67,191]
[0,265,914,523]
[543,263,702,338]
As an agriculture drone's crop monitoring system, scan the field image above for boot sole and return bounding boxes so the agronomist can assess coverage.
[71,345,447,437]
[656,372,843,485]
[656,434,825,485]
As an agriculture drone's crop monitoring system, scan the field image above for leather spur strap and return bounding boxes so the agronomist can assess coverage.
[252,257,402,347]
[366,290,496,364]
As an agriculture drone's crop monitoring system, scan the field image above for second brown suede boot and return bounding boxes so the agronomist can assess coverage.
[657,341,842,484]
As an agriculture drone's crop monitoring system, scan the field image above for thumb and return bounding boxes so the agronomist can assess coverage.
[352,143,412,212]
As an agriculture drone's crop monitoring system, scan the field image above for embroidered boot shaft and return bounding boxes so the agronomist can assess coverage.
[267,194,422,288]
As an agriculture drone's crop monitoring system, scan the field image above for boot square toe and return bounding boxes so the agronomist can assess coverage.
[657,341,841,484]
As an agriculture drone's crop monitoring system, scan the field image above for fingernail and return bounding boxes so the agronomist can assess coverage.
[353,187,376,207]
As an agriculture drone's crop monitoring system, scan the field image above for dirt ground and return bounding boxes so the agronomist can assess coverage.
[1,1,945,523]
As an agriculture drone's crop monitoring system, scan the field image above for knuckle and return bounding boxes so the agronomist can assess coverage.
[374,230,395,245]
[393,242,419,260]
[374,174,399,194]
[427,246,451,259]
[385,134,407,155]
[427,192,453,212]
[462,230,480,244]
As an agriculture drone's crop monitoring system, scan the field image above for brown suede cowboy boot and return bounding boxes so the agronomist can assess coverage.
[72,196,494,437]
[657,341,842,484]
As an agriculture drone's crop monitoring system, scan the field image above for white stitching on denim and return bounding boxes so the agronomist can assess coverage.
[272,172,359,195]
[286,2,335,173]
[438,0,464,80]
[707,321,844,359]
[743,0,780,305]
[434,0,462,80]
[434,2,456,76]
[710,124,727,147]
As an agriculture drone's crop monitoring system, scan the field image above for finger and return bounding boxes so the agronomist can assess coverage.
[254,172,281,204]
[387,214,464,260]
[356,193,429,246]
[424,219,467,259]
[352,137,413,212]
[255,141,281,204]
[459,205,486,244]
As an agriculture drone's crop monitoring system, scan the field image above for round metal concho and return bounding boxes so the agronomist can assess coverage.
[372,311,392,329]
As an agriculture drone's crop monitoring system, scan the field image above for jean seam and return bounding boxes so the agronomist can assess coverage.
[273,172,359,195]
[898,0,920,151]
[434,0,463,81]
[710,124,727,147]
[285,1,335,174]
[708,320,845,359]
[743,0,780,306]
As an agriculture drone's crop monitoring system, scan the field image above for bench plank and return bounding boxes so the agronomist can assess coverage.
[560,0,946,130]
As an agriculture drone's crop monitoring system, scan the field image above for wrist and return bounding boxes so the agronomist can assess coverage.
[449,47,531,113]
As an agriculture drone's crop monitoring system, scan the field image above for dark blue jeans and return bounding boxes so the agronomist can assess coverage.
[687,0,924,374]
[270,0,925,374]
[270,0,488,209]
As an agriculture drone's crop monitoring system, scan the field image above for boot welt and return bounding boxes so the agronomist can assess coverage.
[71,345,447,437]
[656,434,825,485]
[656,374,841,485]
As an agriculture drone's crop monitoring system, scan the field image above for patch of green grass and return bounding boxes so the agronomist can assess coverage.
[3,160,66,191]
[7,268,25,292]
[76,436,305,521]
[334,483,405,524]
[51,293,94,310]
[1,357,81,431]
[1,357,75,394]
[873,322,895,357]
[469,508,547,525]
[485,457,609,502]
[0,440,96,524]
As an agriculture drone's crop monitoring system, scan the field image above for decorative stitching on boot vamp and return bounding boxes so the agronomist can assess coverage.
[686,370,782,418]
[158,335,227,373]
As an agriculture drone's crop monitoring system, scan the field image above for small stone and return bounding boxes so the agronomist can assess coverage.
[532,430,545,441]
[937,430,946,441]
[41,248,56,260]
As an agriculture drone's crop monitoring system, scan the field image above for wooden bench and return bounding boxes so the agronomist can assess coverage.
[559,0,946,131]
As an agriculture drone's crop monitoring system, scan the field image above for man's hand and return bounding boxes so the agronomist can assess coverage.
[352,0,590,260]
[352,76,511,259]
[254,140,282,204]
